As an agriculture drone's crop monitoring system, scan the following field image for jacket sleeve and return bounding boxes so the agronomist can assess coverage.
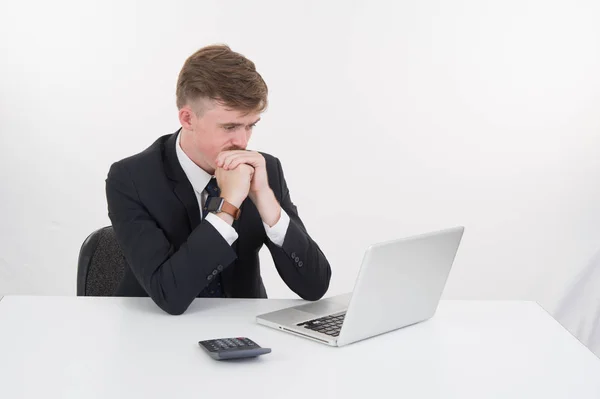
[106,161,237,315]
[264,157,332,300]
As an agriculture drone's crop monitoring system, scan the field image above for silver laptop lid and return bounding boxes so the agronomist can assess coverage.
[336,226,464,346]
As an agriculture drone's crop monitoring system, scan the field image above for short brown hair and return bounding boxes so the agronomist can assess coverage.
[176,44,268,114]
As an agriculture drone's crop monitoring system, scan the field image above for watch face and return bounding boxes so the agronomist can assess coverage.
[206,197,224,212]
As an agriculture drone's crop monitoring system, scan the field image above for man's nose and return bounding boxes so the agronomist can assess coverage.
[231,130,249,149]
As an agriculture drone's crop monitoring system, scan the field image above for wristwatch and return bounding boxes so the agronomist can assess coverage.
[205,197,242,220]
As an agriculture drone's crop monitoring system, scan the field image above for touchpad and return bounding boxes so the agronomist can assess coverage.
[294,298,348,317]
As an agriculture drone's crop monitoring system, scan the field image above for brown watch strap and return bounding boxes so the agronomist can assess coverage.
[220,200,242,220]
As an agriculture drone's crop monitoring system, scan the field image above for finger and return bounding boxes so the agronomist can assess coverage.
[247,165,255,179]
[217,152,237,168]
[226,153,263,170]
[223,153,250,170]
[222,153,256,170]
[216,150,245,167]
[217,151,260,170]
[226,155,260,170]
[216,152,231,167]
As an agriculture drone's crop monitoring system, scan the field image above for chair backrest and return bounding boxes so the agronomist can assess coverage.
[77,226,127,296]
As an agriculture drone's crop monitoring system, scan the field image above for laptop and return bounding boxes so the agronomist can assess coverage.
[256,226,464,347]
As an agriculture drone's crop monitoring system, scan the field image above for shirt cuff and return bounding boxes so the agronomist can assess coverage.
[263,209,290,247]
[205,212,239,246]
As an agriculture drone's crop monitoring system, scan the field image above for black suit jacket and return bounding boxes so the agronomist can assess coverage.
[105,131,331,315]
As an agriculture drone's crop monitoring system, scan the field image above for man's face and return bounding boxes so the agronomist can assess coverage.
[187,99,260,173]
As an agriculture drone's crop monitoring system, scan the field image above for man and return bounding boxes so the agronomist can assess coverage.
[105,45,331,315]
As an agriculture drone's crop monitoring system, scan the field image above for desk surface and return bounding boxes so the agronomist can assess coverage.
[0,296,599,398]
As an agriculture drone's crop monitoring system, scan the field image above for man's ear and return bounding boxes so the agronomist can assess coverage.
[178,106,195,130]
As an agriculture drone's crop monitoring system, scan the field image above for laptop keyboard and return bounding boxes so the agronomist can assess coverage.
[297,312,346,337]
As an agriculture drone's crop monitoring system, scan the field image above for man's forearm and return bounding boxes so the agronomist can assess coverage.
[250,188,281,227]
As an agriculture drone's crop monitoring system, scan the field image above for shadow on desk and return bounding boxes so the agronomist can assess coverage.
[116,296,302,317]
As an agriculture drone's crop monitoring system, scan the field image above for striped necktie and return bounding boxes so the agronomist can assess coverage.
[202,177,220,219]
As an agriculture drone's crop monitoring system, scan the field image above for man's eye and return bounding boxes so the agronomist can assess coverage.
[225,126,237,131]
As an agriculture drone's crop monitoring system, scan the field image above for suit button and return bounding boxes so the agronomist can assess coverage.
[207,275,213,281]
[295,257,300,263]
[212,270,218,276]
[217,264,224,271]
[298,261,303,267]
[291,252,296,258]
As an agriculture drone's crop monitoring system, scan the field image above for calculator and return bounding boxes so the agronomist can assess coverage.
[198,337,272,360]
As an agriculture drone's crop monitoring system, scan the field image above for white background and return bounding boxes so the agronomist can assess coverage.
[0,0,599,314]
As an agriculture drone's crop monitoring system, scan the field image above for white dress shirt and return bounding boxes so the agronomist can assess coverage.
[175,132,289,247]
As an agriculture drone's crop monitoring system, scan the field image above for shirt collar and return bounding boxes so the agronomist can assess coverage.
[175,131,213,196]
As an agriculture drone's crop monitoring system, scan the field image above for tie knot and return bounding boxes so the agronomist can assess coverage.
[205,177,220,196]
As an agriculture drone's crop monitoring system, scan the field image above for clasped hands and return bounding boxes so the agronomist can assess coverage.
[213,150,280,226]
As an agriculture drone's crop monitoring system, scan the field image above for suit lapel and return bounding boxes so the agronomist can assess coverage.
[174,182,201,231]
[163,131,201,231]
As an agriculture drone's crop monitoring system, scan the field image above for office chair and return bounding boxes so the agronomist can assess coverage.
[77,226,127,296]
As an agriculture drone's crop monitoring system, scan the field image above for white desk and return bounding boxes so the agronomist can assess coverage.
[0,296,599,398]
